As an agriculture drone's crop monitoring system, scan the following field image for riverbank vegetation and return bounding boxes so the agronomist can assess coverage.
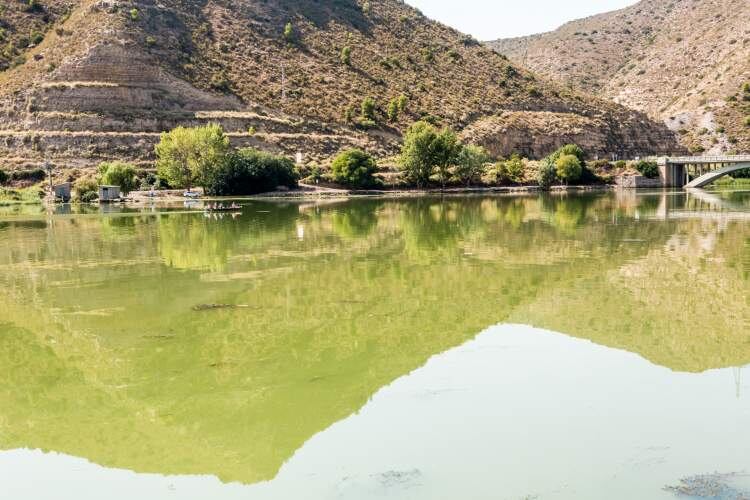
[0,184,44,205]
[15,122,666,202]
[0,167,45,205]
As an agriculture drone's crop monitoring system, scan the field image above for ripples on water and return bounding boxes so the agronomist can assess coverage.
[0,190,749,499]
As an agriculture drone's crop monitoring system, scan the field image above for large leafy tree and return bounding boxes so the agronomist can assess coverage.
[155,124,230,191]
[400,121,460,188]
[454,144,490,186]
[555,154,583,184]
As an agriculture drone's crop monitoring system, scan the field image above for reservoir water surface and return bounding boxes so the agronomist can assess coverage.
[0,190,749,499]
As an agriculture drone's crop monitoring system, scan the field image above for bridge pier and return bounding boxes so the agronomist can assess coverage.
[658,162,686,187]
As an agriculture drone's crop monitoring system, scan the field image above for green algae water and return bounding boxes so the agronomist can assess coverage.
[1,190,749,499]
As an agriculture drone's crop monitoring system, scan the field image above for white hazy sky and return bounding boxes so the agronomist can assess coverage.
[405,0,639,40]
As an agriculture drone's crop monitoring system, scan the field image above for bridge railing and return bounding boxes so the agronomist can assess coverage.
[665,155,750,164]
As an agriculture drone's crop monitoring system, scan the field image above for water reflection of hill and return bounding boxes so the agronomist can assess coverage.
[0,192,748,484]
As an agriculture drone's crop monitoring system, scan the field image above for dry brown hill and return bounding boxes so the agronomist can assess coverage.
[0,0,680,170]
[0,0,77,71]
[490,0,750,154]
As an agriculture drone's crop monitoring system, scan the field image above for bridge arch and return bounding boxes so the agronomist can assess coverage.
[684,162,750,189]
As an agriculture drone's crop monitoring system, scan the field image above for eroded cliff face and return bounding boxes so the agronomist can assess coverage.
[462,111,681,160]
[0,0,681,170]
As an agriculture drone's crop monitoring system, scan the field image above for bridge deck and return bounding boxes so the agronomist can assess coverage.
[665,155,750,165]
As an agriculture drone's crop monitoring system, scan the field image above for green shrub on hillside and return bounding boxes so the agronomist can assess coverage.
[0,169,8,185]
[129,8,139,21]
[97,162,138,195]
[387,98,399,122]
[454,144,489,186]
[635,160,659,178]
[205,148,298,195]
[396,94,408,113]
[155,124,230,191]
[210,73,230,92]
[340,46,351,65]
[361,97,376,121]
[283,22,295,43]
[331,149,380,188]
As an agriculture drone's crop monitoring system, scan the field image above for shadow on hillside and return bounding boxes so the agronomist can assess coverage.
[278,0,374,35]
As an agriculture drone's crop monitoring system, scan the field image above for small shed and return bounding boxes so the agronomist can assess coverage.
[98,185,121,202]
[53,183,71,202]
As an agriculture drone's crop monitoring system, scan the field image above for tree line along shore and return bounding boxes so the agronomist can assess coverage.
[0,120,687,204]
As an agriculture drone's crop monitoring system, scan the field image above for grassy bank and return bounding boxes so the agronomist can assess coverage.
[713,177,750,187]
[0,185,44,206]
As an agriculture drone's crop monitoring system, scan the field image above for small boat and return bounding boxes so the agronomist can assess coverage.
[204,203,242,212]
[183,191,201,199]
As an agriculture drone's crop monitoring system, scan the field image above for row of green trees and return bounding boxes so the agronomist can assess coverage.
[327,121,496,190]
[72,123,601,199]
[155,124,298,195]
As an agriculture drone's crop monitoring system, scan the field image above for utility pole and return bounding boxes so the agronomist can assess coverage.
[281,63,286,109]
[43,160,53,193]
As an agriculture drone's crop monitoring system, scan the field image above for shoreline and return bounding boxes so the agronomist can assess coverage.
[123,183,615,203]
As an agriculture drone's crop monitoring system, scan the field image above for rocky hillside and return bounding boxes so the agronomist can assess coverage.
[490,0,750,154]
[0,0,680,170]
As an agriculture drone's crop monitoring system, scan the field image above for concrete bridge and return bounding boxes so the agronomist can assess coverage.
[657,155,750,188]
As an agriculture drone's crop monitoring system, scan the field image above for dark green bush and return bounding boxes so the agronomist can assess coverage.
[340,46,351,65]
[331,149,380,188]
[635,160,659,179]
[0,169,7,185]
[206,148,298,195]
[11,168,46,182]
[79,191,99,203]
[589,159,612,171]
[361,97,376,121]
[73,175,98,203]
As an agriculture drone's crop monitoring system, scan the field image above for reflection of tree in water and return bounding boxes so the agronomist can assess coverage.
[157,203,301,271]
[330,199,382,239]
[501,198,527,228]
[398,197,489,258]
[158,214,236,271]
[3,192,750,485]
[541,193,598,234]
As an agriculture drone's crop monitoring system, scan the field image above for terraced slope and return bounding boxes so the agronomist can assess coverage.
[0,0,680,170]
[489,0,750,154]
